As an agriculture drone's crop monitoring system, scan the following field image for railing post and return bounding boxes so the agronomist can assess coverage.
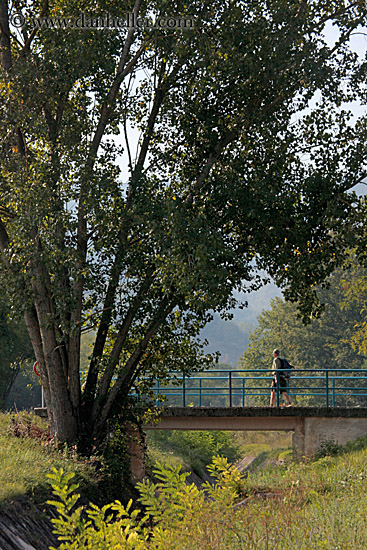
[199,377,202,407]
[276,371,280,407]
[325,369,329,407]
[242,378,246,407]
[229,371,232,407]
[182,372,186,407]
[332,377,335,407]
[156,379,159,407]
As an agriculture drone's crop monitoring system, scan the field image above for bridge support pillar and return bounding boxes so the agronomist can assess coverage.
[291,417,367,458]
[292,417,305,458]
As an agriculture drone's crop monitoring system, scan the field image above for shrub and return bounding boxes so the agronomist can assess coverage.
[314,438,342,459]
[47,457,246,549]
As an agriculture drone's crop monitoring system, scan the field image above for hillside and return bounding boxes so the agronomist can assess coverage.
[0,412,99,550]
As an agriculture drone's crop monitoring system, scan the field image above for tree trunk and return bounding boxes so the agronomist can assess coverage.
[25,306,79,443]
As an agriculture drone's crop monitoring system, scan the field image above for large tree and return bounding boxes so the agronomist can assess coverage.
[0,0,366,448]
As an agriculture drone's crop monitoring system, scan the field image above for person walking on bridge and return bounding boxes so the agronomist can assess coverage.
[270,348,292,407]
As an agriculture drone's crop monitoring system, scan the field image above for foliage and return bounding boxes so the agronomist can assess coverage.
[1,0,367,449]
[146,430,293,481]
[48,469,148,550]
[48,438,367,549]
[48,457,246,549]
[314,437,341,459]
[4,408,367,550]
[96,419,136,502]
[340,258,367,355]
[80,332,97,374]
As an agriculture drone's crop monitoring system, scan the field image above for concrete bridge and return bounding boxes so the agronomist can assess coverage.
[127,406,367,480]
[35,403,367,479]
[35,365,367,480]
[146,406,367,455]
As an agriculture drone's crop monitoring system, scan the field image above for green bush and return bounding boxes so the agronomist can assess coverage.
[47,457,245,549]
[314,437,342,459]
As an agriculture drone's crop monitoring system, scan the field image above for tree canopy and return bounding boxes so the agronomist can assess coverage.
[0,0,367,447]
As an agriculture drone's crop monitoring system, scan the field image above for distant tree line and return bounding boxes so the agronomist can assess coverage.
[239,264,367,406]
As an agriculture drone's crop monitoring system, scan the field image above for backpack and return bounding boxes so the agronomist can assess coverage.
[279,357,294,379]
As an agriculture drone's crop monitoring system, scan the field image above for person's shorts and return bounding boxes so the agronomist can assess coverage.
[271,375,288,394]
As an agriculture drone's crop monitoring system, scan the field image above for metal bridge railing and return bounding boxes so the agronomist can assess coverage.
[132,369,367,408]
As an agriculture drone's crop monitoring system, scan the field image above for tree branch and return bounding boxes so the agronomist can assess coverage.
[83,267,155,420]
[123,74,134,172]
[131,58,167,181]
[185,130,238,205]
[82,58,182,414]
[71,0,144,373]
[19,0,49,56]
[0,205,15,219]
[0,219,10,253]
[295,0,308,19]
[92,297,174,434]
[314,0,366,33]
[91,269,156,408]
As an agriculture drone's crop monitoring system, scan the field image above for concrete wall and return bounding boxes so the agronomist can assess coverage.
[302,417,367,456]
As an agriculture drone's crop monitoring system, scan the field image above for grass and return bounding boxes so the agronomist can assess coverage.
[149,435,367,549]
[0,411,97,507]
[46,434,367,549]
[144,430,367,548]
[230,438,367,549]
[4,410,367,549]
[0,413,293,507]
[146,429,242,476]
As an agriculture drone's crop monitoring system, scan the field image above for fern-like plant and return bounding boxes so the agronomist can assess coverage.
[47,458,246,549]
